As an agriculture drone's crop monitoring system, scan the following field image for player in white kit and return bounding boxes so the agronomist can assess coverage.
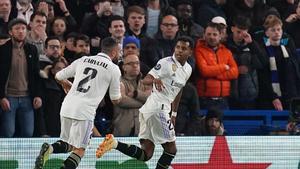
[96,36,194,169]
[34,37,122,169]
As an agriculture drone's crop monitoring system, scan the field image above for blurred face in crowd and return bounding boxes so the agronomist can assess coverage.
[9,24,27,42]
[109,20,125,39]
[51,61,66,75]
[96,1,112,16]
[0,0,11,19]
[30,15,47,32]
[65,37,75,51]
[74,40,90,55]
[45,39,61,59]
[112,44,121,63]
[207,118,221,134]
[231,26,248,45]
[127,12,145,32]
[219,24,227,43]
[174,41,192,65]
[204,26,221,47]
[160,15,178,40]
[265,24,283,44]
[296,2,300,16]
[176,4,192,20]
[123,54,140,77]
[52,18,66,37]
[123,43,139,57]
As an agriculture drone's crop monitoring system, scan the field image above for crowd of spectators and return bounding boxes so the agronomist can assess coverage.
[0,0,300,138]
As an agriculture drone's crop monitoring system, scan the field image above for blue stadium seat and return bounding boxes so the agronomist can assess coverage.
[201,110,289,135]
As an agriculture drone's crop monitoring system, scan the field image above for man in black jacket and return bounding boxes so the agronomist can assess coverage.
[0,18,42,137]
[226,16,263,109]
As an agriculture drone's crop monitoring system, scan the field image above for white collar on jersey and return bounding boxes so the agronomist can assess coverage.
[97,52,112,61]
[171,54,185,68]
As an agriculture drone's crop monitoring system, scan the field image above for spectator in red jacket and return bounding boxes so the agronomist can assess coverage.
[194,22,238,110]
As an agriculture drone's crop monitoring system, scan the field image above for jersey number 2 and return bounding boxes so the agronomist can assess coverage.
[77,67,97,93]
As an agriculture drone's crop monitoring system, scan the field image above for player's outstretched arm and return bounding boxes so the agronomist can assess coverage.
[171,89,183,126]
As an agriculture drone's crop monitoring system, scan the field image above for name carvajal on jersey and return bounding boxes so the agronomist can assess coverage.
[83,58,108,69]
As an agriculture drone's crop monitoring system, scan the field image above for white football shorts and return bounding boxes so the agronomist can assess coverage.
[60,116,94,149]
[139,112,176,144]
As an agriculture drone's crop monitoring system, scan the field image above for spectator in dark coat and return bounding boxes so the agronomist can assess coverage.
[193,0,227,28]
[175,0,204,41]
[256,16,300,110]
[40,58,67,137]
[0,19,42,137]
[226,16,264,109]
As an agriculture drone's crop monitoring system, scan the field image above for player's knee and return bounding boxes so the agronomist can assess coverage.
[143,150,154,161]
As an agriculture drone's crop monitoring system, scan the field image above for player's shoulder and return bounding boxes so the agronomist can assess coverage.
[157,56,174,67]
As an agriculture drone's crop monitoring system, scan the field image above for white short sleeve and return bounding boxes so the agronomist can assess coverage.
[55,58,81,80]
[148,59,169,79]
[109,65,122,100]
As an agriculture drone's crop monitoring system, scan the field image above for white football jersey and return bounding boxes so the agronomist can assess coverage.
[139,55,192,120]
[56,53,121,120]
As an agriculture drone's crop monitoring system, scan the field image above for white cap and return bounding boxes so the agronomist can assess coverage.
[211,16,227,26]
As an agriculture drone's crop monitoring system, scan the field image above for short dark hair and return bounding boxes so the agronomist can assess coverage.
[73,34,90,47]
[109,15,125,28]
[45,36,60,48]
[101,37,118,54]
[64,32,78,41]
[177,36,194,49]
[232,16,251,30]
[126,5,145,19]
[30,11,47,22]
[206,22,222,33]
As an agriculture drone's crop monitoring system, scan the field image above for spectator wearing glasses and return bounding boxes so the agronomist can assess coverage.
[39,36,62,70]
[113,54,152,136]
[154,14,179,59]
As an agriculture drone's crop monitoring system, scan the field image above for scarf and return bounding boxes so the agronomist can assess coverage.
[265,39,289,97]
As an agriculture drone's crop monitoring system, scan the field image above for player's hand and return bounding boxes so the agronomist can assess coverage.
[153,78,165,92]
[60,80,72,94]
[171,116,176,127]
[286,122,296,132]
[0,97,10,112]
[272,98,283,111]
[33,97,42,109]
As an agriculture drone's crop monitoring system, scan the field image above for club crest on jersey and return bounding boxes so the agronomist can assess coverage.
[154,64,161,70]
[172,64,177,72]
